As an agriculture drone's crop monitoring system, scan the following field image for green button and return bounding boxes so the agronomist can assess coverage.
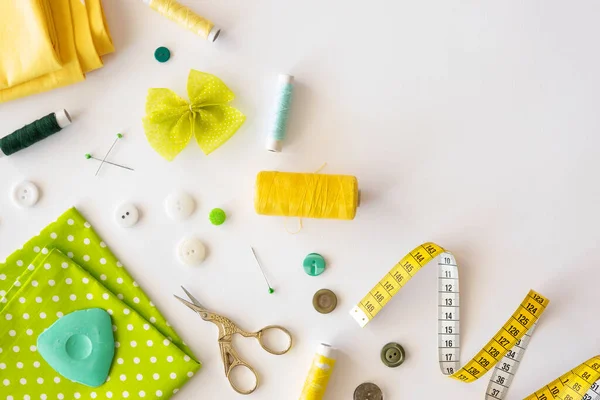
[380,342,405,367]
[353,382,383,400]
[303,253,326,276]
[154,46,171,63]
[312,289,337,314]
[209,208,227,226]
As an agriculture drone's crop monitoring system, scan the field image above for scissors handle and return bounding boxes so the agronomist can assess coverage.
[255,325,293,355]
[220,340,259,395]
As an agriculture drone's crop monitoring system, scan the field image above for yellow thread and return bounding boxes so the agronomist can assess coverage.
[149,0,214,39]
[284,217,303,234]
[299,354,336,400]
[314,162,327,174]
[283,164,327,232]
[254,171,359,220]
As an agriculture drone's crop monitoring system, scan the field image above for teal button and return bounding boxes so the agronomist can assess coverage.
[154,46,171,63]
[303,253,326,276]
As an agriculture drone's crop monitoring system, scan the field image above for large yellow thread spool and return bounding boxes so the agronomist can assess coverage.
[144,0,221,42]
[254,171,359,220]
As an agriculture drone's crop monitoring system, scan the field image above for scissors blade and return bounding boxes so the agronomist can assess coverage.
[174,295,207,314]
[180,286,205,308]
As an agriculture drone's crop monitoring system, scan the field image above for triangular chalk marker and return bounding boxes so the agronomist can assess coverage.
[37,308,115,387]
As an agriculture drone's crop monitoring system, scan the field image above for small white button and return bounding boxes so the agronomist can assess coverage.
[115,203,139,228]
[12,181,40,208]
[165,192,195,221]
[177,238,206,266]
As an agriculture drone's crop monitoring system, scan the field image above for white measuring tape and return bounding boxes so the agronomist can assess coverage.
[349,243,600,399]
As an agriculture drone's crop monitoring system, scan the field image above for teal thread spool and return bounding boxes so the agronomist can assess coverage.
[0,110,71,157]
[266,74,294,152]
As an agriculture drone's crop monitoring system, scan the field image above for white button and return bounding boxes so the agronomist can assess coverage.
[165,192,195,221]
[177,238,206,266]
[12,181,40,208]
[115,203,139,228]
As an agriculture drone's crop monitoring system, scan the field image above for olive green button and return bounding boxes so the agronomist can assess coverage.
[154,46,171,63]
[380,342,405,367]
[354,382,383,400]
[312,289,337,314]
[303,253,326,276]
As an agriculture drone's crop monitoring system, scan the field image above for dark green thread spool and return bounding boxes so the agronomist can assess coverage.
[0,109,71,157]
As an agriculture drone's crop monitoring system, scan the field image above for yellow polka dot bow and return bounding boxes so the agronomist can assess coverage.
[143,70,246,161]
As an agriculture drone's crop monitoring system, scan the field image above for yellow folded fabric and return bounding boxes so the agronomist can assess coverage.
[71,0,104,73]
[0,0,63,90]
[86,0,115,56]
[0,0,114,104]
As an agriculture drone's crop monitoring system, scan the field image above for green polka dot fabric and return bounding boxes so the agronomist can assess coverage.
[142,69,246,161]
[0,208,201,399]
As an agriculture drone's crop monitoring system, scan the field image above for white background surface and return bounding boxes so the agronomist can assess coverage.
[1,1,600,399]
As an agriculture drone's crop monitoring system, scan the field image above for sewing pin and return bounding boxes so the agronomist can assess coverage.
[250,247,275,294]
[85,154,134,171]
[95,133,123,176]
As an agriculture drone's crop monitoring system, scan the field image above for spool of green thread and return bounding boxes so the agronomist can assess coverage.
[0,109,71,157]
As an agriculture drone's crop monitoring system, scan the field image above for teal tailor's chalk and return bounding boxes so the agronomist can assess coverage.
[37,308,115,387]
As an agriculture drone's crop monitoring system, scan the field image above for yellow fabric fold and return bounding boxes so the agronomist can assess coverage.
[0,0,63,89]
[0,0,84,103]
[0,0,114,104]
[71,0,103,73]
[86,0,115,56]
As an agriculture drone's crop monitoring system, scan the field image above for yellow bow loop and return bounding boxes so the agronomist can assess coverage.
[142,70,245,161]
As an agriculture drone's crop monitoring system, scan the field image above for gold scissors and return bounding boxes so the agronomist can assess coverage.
[174,286,293,394]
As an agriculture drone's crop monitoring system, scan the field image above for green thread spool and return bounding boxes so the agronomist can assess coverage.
[266,74,294,152]
[0,110,71,157]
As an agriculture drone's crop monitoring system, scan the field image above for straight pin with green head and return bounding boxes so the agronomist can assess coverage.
[85,154,134,171]
[95,133,124,176]
[250,247,275,294]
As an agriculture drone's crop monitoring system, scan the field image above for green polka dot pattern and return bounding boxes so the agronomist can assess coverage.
[0,207,200,398]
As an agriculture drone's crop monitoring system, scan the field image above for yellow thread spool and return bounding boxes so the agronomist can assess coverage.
[299,343,336,400]
[254,171,359,220]
[143,0,221,42]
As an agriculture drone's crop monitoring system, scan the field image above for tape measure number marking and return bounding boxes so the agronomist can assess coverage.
[349,243,548,399]
[524,356,600,400]
[485,324,536,399]
[350,243,443,326]
[349,243,600,399]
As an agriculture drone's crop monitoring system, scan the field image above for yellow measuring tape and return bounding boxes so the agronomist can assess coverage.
[349,243,600,399]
